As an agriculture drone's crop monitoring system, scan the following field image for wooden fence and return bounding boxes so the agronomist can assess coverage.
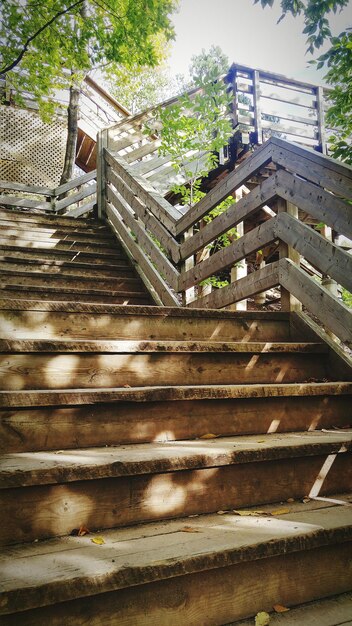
[0,170,97,218]
[99,135,352,346]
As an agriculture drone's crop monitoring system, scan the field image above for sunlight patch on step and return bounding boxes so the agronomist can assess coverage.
[44,355,80,387]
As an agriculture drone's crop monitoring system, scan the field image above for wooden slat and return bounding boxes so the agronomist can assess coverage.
[0,196,50,211]
[64,199,96,219]
[175,141,274,235]
[105,150,181,234]
[0,181,53,196]
[55,183,96,212]
[106,204,179,307]
[179,218,277,291]
[107,187,179,290]
[276,169,352,239]
[276,212,352,292]
[54,171,97,197]
[279,259,352,345]
[106,167,180,263]
[188,262,280,310]
[123,140,161,164]
[179,175,277,261]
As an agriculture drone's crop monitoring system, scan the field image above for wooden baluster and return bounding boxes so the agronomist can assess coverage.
[229,188,247,311]
[277,198,302,312]
[316,86,327,155]
[97,128,108,219]
[181,227,196,305]
[252,70,262,145]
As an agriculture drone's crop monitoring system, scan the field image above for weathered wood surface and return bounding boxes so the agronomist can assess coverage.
[188,262,280,310]
[2,394,349,453]
[0,286,152,306]
[0,500,351,617]
[1,381,350,408]
[0,234,118,253]
[0,351,329,390]
[0,225,114,244]
[0,260,133,278]
[55,183,96,212]
[279,259,352,346]
[234,592,352,626]
[0,246,129,265]
[2,430,351,487]
[64,198,96,219]
[106,167,180,262]
[106,203,178,306]
[107,187,179,290]
[0,180,53,196]
[53,170,97,197]
[0,452,350,543]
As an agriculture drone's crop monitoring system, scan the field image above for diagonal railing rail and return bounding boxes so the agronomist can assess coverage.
[99,136,352,346]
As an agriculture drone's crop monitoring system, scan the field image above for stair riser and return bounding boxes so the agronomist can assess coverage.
[2,543,349,626]
[2,396,350,453]
[2,275,148,292]
[0,227,115,244]
[0,219,111,238]
[0,238,121,254]
[0,290,153,305]
[0,249,128,264]
[1,453,349,545]
[0,353,329,390]
[0,210,100,229]
[0,261,135,279]
[0,312,291,341]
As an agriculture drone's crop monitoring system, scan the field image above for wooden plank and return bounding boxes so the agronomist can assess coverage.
[1,274,144,294]
[105,150,181,234]
[179,175,278,260]
[316,85,327,154]
[0,287,152,306]
[187,262,280,310]
[261,109,318,126]
[261,118,317,139]
[271,136,352,196]
[96,129,108,219]
[276,169,352,239]
[2,394,349,454]
[252,70,262,144]
[1,381,349,408]
[64,199,96,218]
[0,225,113,243]
[0,236,119,254]
[0,208,97,227]
[55,183,96,212]
[0,196,50,211]
[123,140,161,164]
[179,218,277,291]
[107,187,179,290]
[275,212,352,292]
[53,171,96,197]
[0,247,128,265]
[106,167,180,263]
[0,452,350,545]
[0,260,133,277]
[279,259,352,346]
[0,180,53,196]
[277,200,301,313]
[106,204,179,307]
[175,140,274,235]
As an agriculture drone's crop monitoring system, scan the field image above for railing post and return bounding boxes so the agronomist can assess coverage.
[277,198,302,312]
[316,86,327,155]
[181,227,196,305]
[97,128,108,219]
[229,188,247,311]
[252,70,262,145]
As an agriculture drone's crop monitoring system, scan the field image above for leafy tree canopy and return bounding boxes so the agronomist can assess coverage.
[0,0,176,120]
[255,0,352,163]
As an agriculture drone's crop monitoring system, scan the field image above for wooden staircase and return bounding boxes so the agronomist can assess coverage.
[0,205,352,624]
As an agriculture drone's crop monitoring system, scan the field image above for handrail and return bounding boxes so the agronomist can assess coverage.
[100,136,352,346]
[0,170,97,218]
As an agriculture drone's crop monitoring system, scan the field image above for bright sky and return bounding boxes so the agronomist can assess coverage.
[168,0,352,85]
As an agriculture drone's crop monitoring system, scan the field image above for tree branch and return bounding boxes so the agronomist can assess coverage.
[0,0,84,74]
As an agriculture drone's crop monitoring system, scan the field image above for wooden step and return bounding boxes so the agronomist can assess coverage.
[0,225,115,244]
[0,236,121,254]
[0,302,292,341]
[0,208,102,229]
[1,382,351,453]
[0,217,112,237]
[234,592,352,626]
[0,274,149,293]
[0,497,351,624]
[0,287,154,305]
[0,348,329,390]
[0,258,134,277]
[0,247,131,265]
[0,431,351,544]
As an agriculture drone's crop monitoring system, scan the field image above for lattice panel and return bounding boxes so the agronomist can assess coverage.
[0,105,67,186]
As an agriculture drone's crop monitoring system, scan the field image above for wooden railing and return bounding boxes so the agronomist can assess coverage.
[99,135,352,345]
[0,170,97,218]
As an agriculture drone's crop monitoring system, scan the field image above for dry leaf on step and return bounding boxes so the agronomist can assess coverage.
[302,497,311,503]
[255,611,270,626]
[271,508,290,515]
[91,536,105,545]
[233,510,268,516]
[273,604,290,613]
[78,525,90,536]
[180,526,202,533]
[200,433,218,439]
[123,384,131,388]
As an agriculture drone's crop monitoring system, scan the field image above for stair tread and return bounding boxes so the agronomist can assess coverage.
[1,382,350,407]
[0,208,100,227]
[1,495,351,615]
[0,339,327,353]
[232,592,352,626]
[1,430,351,488]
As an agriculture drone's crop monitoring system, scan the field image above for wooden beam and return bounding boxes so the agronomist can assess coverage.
[187,262,280,309]
[53,171,97,197]
[55,183,96,212]
[279,258,352,346]
[106,186,179,290]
